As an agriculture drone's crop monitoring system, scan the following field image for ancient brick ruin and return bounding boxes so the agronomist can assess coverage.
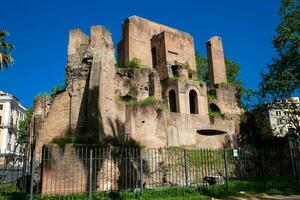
[32,16,243,156]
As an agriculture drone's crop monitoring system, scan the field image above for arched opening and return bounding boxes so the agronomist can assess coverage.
[189,90,198,114]
[209,103,221,113]
[169,90,177,112]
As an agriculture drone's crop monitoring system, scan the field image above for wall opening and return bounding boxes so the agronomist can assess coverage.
[209,103,221,113]
[151,47,157,67]
[169,90,177,113]
[189,90,198,114]
[171,65,180,77]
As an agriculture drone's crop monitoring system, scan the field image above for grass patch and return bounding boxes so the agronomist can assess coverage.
[32,188,211,200]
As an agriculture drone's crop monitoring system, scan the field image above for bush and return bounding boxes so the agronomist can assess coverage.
[208,111,226,119]
[124,57,142,69]
[125,97,159,107]
[51,83,65,96]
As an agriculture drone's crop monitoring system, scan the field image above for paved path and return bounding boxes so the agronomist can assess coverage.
[220,194,300,200]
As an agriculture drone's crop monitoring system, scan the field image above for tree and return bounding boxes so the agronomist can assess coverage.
[258,0,300,138]
[0,30,14,70]
[195,52,253,107]
[19,108,33,143]
[260,0,300,99]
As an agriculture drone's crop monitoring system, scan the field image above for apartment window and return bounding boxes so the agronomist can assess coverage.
[275,111,281,116]
[0,116,2,125]
[0,104,3,110]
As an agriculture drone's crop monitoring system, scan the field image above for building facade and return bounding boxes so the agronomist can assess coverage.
[253,97,300,137]
[0,91,27,156]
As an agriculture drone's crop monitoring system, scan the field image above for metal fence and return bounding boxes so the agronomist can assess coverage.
[1,141,300,199]
[38,143,300,195]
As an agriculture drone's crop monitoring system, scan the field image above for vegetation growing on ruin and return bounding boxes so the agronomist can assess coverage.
[51,83,65,95]
[124,57,142,68]
[208,111,227,119]
[207,94,216,100]
[119,96,160,107]
[34,83,66,100]
[34,92,49,99]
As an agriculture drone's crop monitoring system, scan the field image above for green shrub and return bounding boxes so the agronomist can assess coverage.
[125,97,159,107]
[124,57,142,69]
[51,83,65,96]
[207,94,216,100]
[208,111,226,119]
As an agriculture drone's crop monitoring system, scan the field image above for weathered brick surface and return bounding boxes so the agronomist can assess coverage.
[207,36,227,85]
[33,16,244,165]
[41,144,88,194]
[35,92,70,157]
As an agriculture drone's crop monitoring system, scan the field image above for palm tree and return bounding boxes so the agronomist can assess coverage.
[0,30,14,70]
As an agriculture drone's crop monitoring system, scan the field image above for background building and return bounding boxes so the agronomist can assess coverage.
[0,91,27,158]
[253,97,300,137]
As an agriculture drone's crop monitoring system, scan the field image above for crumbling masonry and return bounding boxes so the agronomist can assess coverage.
[33,16,243,156]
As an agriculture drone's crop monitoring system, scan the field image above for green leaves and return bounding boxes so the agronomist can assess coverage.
[0,30,15,70]
[260,0,300,99]
[195,51,253,108]
[18,108,33,142]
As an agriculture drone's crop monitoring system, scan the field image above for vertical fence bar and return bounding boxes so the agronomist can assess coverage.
[139,148,143,193]
[183,149,189,187]
[89,148,93,200]
[289,139,299,191]
[223,148,229,193]
[260,149,266,191]
[29,155,35,200]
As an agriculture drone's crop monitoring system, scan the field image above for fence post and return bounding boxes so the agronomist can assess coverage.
[89,148,93,200]
[288,138,299,191]
[29,155,35,200]
[139,148,143,193]
[223,148,229,193]
[260,149,266,190]
[183,149,189,187]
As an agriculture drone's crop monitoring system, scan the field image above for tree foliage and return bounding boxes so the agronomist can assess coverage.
[260,0,300,99]
[0,30,14,70]
[195,52,253,107]
[18,108,33,142]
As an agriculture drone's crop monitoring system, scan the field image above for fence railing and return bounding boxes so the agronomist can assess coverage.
[1,142,300,199]
[37,144,300,195]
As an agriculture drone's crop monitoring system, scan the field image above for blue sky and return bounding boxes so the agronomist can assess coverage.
[0,0,281,108]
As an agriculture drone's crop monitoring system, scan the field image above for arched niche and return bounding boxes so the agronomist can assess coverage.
[189,89,198,114]
[209,103,221,113]
[169,89,178,113]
